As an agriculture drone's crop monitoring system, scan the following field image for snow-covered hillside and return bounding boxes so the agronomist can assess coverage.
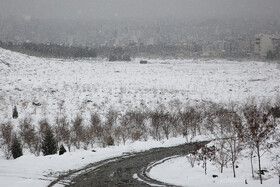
[1,48,279,123]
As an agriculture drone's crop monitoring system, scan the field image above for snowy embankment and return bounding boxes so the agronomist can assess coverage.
[1,48,280,124]
[0,137,187,187]
[1,48,280,186]
[148,154,279,187]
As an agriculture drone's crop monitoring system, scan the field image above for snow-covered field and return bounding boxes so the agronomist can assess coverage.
[1,48,280,122]
[148,154,279,187]
[0,136,187,187]
[1,48,280,186]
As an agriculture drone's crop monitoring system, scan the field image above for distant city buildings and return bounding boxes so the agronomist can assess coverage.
[254,34,280,58]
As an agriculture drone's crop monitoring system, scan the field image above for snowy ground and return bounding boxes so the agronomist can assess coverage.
[1,48,280,186]
[148,154,279,187]
[1,48,280,123]
[0,137,187,187]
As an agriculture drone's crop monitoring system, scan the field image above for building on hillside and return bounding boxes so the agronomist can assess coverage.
[254,34,280,58]
[271,37,280,57]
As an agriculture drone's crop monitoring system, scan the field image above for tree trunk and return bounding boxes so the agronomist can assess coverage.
[256,142,262,184]
[204,158,207,175]
[231,139,236,178]
[250,149,254,178]
[232,159,236,178]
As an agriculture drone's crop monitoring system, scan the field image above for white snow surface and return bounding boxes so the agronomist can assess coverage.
[1,48,280,186]
[0,136,187,187]
[1,47,280,123]
[148,154,279,187]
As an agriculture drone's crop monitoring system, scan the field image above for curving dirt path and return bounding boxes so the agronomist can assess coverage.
[49,141,209,187]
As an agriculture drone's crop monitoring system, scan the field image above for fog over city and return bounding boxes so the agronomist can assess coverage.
[1,0,280,45]
[1,0,280,21]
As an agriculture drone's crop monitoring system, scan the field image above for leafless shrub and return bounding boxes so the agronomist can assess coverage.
[170,111,181,137]
[118,113,131,144]
[203,102,221,134]
[220,104,243,178]
[38,119,51,138]
[18,117,40,155]
[179,105,202,139]
[160,112,175,140]
[149,109,164,141]
[82,125,92,150]
[186,151,198,168]
[54,116,71,151]
[197,145,216,175]
[0,121,13,159]
[112,126,122,145]
[149,105,176,140]
[128,111,148,141]
[89,112,102,145]
[237,101,276,184]
[100,110,118,147]
[71,114,85,149]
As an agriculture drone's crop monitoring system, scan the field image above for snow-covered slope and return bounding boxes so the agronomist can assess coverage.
[1,47,280,123]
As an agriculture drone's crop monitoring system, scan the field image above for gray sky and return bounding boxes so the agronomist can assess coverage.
[1,0,280,21]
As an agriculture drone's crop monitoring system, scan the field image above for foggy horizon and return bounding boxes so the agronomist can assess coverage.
[1,0,280,22]
[1,0,280,45]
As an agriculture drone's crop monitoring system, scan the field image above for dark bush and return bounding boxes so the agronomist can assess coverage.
[59,144,66,155]
[12,106,18,119]
[11,135,23,159]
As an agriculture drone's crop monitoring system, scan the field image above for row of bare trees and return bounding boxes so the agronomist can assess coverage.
[1,99,280,185]
[186,99,280,184]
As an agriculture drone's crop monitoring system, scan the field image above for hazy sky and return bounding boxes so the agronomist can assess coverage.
[1,0,280,21]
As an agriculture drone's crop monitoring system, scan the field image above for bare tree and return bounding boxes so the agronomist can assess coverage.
[71,114,85,149]
[38,119,51,139]
[0,121,13,159]
[118,112,131,144]
[238,102,276,184]
[19,117,40,155]
[150,109,164,141]
[89,112,102,142]
[128,111,148,141]
[224,106,244,178]
[179,106,202,140]
[86,112,102,147]
[101,109,118,147]
[213,139,230,174]
[186,151,198,168]
[197,145,216,175]
[161,112,174,140]
[212,106,233,174]
[54,116,71,151]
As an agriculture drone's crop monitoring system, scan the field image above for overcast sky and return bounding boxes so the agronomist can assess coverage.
[1,0,280,21]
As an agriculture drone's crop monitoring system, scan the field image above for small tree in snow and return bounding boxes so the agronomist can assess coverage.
[237,102,276,184]
[11,134,23,159]
[19,117,38,153]
[59,144,66,155]
[12,106,18,119]
[0,121,13,159]
[224,107,243,178]
[186,151,198,168]
[55,116,71,151]
[213,105,244,177]
[71,115,85,149]
[41,127,57,156]
[89,112,102,146]
[197,145,216,175]
[179,106,202,140]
